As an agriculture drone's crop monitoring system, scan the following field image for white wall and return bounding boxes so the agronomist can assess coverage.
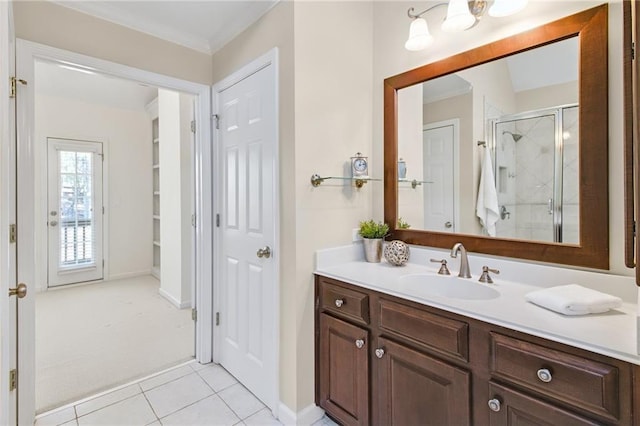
[157,89,193,308]
[34,94,152,290]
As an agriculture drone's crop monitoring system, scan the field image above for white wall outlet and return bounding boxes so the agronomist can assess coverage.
[352,228,363,242]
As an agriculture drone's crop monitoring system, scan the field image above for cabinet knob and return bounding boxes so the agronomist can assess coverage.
[488,398,501,412]
[375,348,385,359]
[335,299,344,308]
[355,339,365,349]
[537,368,553,383]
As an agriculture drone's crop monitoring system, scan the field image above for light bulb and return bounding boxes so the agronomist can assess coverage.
[405,18,434,51]
[442,0,476,32]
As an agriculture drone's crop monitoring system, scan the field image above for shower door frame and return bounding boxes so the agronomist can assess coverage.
[489,103,577,243]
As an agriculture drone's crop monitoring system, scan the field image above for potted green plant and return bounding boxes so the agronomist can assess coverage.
[359,220,389,263]
[397,217,411,230]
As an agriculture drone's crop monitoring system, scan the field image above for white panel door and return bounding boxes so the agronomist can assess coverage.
[217,60,277,408]
[47,139,104,287]
[423,125,455,232]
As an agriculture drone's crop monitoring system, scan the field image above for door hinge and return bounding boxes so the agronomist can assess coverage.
[190,120,196,133]
[192,308,197,321]
[9,224,16,244]
[9,77,27,99]
[213,114,220,130]
[191,214,196,228]
[215,312,220,326]
[216,213,220,227]
[102,260,105,268]
[9,369,17,391]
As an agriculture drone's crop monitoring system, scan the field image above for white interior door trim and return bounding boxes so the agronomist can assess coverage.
[15,40,214,406]
[212,47,280,414]
[424,118,460,233]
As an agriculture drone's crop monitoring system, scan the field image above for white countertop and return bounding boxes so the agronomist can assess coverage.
[315,243,639,365]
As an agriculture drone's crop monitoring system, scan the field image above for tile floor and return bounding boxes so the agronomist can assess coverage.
[34,362,338,426]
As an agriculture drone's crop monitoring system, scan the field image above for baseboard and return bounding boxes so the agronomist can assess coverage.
[158,288,191,309]
[108,270,151,281]
[277,402,324,425]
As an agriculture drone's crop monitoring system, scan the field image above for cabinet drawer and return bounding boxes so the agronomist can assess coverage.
[319,280,370,324]
[378,298,469,362]
[489,333,620,422]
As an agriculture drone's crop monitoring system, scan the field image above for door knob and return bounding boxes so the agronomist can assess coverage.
[256,246,271,259]
[375,348,385,359]
[50,211,57,216]
[488,398,501,412]
[9,283,27,299]
[444,221,453,228]
[49,220,58,227]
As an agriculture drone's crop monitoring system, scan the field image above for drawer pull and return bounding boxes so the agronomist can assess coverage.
[334,299,344,308]
[488,398,501,412]
[375,348,385,359]
[355,339,365,349]
[537,368,553,383]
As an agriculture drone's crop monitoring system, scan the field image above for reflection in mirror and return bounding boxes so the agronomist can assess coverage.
[397,37,579,245]
[385,5,608,269]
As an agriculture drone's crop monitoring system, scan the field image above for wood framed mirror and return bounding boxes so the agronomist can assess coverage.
[384,5,609,269]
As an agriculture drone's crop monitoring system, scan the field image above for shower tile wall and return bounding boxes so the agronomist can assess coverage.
[562,106,579,244]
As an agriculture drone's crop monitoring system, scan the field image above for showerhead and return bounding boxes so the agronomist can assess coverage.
[502,130,523,142]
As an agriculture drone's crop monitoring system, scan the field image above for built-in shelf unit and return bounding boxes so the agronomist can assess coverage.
[152,116,161,279]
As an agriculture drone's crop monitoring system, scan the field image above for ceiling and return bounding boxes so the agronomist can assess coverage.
[54,0,279,54]
[35,60,159,110]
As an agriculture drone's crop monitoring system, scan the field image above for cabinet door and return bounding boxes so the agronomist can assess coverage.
[319,313,369,426]
[488,382,600,426]
[375,337,471,425]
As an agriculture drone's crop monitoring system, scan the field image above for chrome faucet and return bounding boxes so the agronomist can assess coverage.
[450,243,471,278]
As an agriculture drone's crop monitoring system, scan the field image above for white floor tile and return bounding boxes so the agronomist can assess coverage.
[160,394,240,426]
[145,421,161,426]
[189,362,210,372]
[196,364,238,392]
[75,384,141,417]
[77,394,156,426]
[139,365,194,391]
[60,420,78,426]
[218,383,265,420]
[144,372,213,418]
[35,407,76,426]
[243,408,282,425]
[311,416,339,426]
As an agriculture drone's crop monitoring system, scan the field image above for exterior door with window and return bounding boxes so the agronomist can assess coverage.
[47,138,103,287]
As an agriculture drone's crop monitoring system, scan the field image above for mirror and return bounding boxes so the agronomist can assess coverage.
[384,5,609,269]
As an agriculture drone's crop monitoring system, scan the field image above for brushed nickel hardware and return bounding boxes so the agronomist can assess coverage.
[190,120,196,133]
[355,339,365,349]
[49,220,58,227]
[215,312,220,326]
[9,369,16,391]
[191,308,197,321]
[488,398,501,412]
[450,243,471,278]
[310,173,381,188]
[335,299,344,308]
[478,266,500,284]
[213,114,220,130]
[375,348,385,359]
[9,283,27,299]
[216,213,220,227]
[256,246,271,259]
[500,205,511,220]
[430,258,451,275]
[537,368,552,383]
[9,224,16,244]
[444,221,453,228]
[50,211,57,216]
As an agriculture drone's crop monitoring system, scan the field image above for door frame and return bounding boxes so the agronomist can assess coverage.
[423,119,460,233]
[212,48,280,413]
[15,39,214,421]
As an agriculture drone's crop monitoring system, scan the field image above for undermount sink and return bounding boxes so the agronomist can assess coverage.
[397,274,500,301]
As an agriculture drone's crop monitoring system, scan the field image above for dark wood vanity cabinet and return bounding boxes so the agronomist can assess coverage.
[314,275,638,426]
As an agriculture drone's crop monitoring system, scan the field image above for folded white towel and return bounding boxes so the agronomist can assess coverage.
[476,149,500,237]
[525,284,623,316]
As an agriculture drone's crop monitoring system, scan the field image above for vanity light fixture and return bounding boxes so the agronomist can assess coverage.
[405,0,528,51]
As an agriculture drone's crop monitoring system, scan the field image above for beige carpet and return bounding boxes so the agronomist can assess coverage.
[36,275,194,413]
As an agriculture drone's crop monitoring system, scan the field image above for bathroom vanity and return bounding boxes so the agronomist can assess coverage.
[314,246,639,426]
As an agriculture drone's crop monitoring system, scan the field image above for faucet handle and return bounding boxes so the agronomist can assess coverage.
[430,259,451,275]
[478,266,500,284]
